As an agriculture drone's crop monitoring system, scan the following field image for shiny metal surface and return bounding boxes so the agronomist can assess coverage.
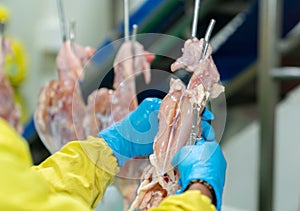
[258,0,282,210]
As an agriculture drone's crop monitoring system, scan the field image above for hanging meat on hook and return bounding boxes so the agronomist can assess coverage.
[84,40,154,136]
[0,36,22,133]
[56,41,95,84]
[34,41,95,153]
[129,37,224,211]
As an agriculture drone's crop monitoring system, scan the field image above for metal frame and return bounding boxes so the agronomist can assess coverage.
[258,0,300,209]
[258,0,281,211]
[272,67,300,80]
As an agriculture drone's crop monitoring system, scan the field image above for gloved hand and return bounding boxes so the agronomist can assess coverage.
[200,108,215,141]
[171,108,226,211]
[99,97,162,167]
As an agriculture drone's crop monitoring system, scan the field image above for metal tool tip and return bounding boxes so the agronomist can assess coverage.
[204,19,216,42]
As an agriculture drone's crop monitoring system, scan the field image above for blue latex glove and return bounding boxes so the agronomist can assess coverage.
[201,108,215,141]
[99,97,162,167]
[171,108,226,211]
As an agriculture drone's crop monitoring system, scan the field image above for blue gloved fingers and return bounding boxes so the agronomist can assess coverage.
[171,146,198,193]
[201,108,214,121]
[122,97,161,144]
[172,107,225,210]
[129,97,162,132]
[201,120,215,141]
[100,125,154,167]
[115,98,161,145]
[115,113,159,145]
[99,97,162,167]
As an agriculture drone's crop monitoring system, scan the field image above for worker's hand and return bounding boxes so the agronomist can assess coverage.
[200,108,215,141]
[99,97,161,167]
[171,108,226,211]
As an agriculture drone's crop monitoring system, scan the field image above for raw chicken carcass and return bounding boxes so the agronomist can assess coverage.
[0,36,22,133]
[129,78,206,211]
[188,56,224,98]
[171,38,208,72]
[84,88,114,136]
[152,79,207,176]
[84,41,155,135]
[0,75,22,133]
[35,80,86,152]
[35,41,95,153]
[112,40,155,122]
[129,38,224,210]
[171,38,224,97]
[113,40,154,89]
[56,40,95,83]
[113,158,150,210]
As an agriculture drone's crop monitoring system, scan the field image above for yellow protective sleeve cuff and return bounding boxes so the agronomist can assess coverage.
[32,136,119,208]
[0,118,93,210]
[149,190,217,211]
[0,118,32,166]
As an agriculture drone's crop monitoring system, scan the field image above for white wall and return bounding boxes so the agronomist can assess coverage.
[222,85,300,211]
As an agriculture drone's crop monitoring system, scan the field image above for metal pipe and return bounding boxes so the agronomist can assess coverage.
[278,33,300,55]
[69,20,76,42]
[69,20,76,54]
[204,19,215,42]
[258,0,282,210]
[131,24,138,71]
[56,0,67,42]
[202,19,216,59]
[124,0,129,41]
[132,24,138,43]
[192,0,201,38]
[189,105,200,145]
[272,67,300,80]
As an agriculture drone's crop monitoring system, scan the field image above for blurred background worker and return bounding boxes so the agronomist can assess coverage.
[0,97,226,211]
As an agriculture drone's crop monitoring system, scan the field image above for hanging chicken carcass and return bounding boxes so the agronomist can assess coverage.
[0,36,22,133]
[129,37,224,211]
[34,41,95,153]
[84,40,154,135]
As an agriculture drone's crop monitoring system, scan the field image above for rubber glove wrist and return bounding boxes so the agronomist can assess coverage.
[201,108,215,141]
[172,140,226,211]
[171,108,226,211]
[99,98,161,167]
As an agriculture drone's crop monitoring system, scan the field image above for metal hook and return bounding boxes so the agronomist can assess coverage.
[189,105,201,145]
[192,0,201,38]
[124,0,129,41]
[201,19,216,60]
[56,0,67,42]
[131,24,138,71]
[69,20,76,53]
